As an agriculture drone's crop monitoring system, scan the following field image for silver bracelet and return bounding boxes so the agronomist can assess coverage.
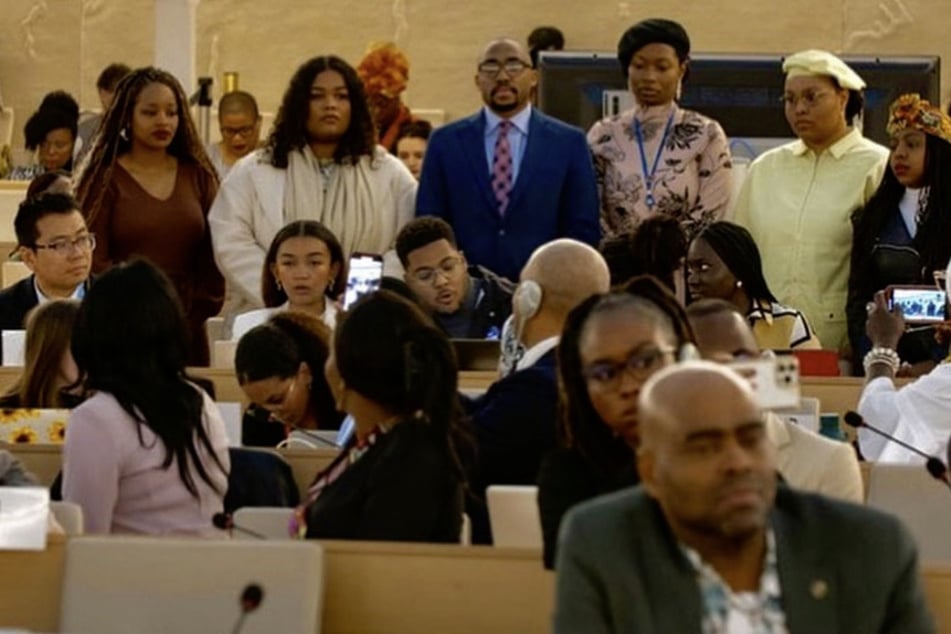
[863,346,901,375]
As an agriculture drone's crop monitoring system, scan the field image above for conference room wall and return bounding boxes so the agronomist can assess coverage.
[0,0,944,151]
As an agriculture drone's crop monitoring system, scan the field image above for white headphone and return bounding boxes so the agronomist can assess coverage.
[512,280,543,341]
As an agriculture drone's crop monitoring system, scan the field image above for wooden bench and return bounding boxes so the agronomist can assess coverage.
[0,535,948,634]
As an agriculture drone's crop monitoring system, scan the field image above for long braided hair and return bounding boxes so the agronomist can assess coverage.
[74,67,219,227]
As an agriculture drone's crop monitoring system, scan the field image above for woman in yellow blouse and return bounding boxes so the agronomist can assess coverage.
[588,19,733,242]
[732,50,888,358]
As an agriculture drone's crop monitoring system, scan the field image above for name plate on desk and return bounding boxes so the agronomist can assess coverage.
[0,486,48,550]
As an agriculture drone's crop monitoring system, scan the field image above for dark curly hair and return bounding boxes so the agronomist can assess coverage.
[24,90,80,150]
[267,56,377,168]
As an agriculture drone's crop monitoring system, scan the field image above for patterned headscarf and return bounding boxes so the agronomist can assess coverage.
[886,93,951,144]
[356,42,410,98]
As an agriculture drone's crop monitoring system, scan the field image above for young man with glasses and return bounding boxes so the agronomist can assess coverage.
[396,217,514,339]
[415,37,600,281]
[0,192,95,354]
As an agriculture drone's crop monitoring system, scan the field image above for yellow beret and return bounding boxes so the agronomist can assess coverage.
[782,49,865,90]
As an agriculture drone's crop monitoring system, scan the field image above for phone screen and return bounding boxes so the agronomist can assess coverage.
[890,288,947,323]
[343,253,383,310]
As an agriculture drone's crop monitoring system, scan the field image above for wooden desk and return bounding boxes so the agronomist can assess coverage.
[0,537,948,634]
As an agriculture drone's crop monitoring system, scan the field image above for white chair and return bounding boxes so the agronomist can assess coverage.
[233,506,295,540]
[486,485,543,548]
[774,397,821,434]
[866,463,951,566]
[49,501,83,535]
[214,339,238,369]
[460,513,471,546]
[60,536,324,634]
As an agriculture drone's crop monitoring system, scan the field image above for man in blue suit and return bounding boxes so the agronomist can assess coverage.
[416,38,600,281]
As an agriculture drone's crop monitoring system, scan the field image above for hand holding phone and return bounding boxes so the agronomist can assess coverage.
[885,285,948,325]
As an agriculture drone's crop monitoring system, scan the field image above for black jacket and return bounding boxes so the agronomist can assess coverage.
[0,275,93,358]
[305,419,463,543]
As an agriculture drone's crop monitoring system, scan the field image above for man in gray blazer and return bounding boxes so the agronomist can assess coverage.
[554,362,934,634]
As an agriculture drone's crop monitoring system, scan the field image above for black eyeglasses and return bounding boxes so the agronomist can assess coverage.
[582,347,675,390]
[478,60,530,77]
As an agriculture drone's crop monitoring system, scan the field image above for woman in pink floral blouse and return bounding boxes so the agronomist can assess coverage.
[588,19,733,241]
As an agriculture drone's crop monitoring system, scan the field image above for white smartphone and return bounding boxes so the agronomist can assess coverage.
[886,285,947,324]
[727,354,801,410]
[343,252,383,310]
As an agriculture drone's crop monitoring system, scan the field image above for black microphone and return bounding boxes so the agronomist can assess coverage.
[212,512,268,540]
[844,411,951,489]
[231,583,265,634]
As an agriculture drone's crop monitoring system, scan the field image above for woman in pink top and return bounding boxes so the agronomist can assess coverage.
[63,260,230,535]
[74,67,224,365]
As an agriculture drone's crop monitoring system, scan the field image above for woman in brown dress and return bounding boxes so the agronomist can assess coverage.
[75,67,223,365]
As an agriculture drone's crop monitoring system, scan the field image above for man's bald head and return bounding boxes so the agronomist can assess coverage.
[478,37,528,63]
[636,361,776,546]
[520,239,611,319]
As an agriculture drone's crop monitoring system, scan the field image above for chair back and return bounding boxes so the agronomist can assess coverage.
[233,506,294,540]
[60,536,324,634]
[486,485,543,548]
[49,500,83,535]
[866,463,951,565]
[225,447,300,513]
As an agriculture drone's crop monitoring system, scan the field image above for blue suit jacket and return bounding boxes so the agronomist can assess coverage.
[416,109,600,281]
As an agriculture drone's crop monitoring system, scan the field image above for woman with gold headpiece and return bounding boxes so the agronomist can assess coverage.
[847,94,951,374]
[356,42,416,152]
[732,50,889,364]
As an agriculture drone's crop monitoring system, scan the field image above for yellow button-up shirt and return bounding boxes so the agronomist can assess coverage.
[731,129,888,351]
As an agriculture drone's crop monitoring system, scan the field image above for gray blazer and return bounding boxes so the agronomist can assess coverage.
[554,486,935,634]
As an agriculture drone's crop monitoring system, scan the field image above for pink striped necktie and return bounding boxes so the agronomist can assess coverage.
[491,120,513,216]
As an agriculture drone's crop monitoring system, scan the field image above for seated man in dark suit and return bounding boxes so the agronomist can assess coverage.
[465,239,610,543]
[396,216,515,340]
[416,37,600,281]
[0,192,94,357]
[554,362,934,634]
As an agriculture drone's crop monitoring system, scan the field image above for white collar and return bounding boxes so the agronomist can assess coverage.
[515,335,559,371]
[33,276,85,304]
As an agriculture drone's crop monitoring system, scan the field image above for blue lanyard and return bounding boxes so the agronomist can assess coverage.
[634,112,675,210]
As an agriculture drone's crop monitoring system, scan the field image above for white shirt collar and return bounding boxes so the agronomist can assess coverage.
[515,335,559,371]
[33,276,85,304]
[483,105,532,137]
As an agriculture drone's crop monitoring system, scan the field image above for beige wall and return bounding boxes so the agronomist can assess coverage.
[0,0,944,149]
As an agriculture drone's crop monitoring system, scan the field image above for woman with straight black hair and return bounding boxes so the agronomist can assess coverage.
[849,94,951,374]
[63,259,229,535]
[687,221,821,351]
[235,311,344,447]
[210,55,416,310]
[294,290,468,542]
[538,275,693,568]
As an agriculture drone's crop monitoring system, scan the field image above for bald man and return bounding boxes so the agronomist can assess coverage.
[416,37,600,281]
[465,239,610,543]
[554,362,934,634]
[208,90,262,179]
[687,298,864,502]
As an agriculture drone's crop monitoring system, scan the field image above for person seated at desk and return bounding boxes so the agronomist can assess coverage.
[538,275,691,568]
[231,220,345,340]
[686,298,863,502]
[857,273,951,464]
[688,221,821,351]
[468,239,610,544]
[63,259,230,535]
[8,91,80,180]
[235,312,344,447]
[0,192,94,359]
[553,362,934,633]
[296,290,468,542]
[599,213,687,297]
[396,217,514,339]
[0,299,82,411]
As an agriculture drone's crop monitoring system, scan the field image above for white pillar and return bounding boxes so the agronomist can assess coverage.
[154,0,199,94]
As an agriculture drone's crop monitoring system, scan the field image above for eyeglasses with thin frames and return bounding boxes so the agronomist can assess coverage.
[411,257,464,285]
[32,234,96,256]
[478,60,530,77]
[582,346,675,390]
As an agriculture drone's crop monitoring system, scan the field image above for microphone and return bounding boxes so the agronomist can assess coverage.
[844,411,951,489]
[231,583,265,634]
[213,512,268,540]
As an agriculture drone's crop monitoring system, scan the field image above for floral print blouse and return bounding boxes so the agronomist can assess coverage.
[587,102,733,241]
